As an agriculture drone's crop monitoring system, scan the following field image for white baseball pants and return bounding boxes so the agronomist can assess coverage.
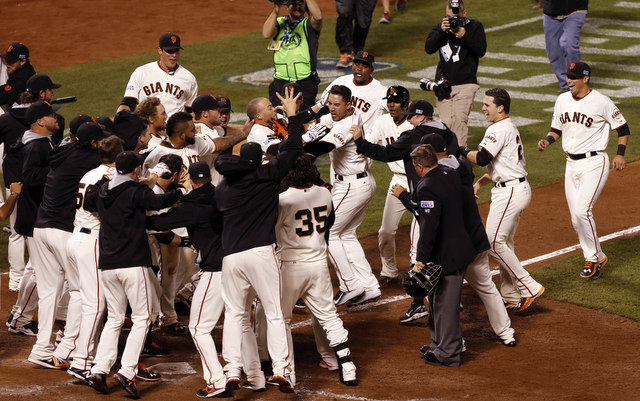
[378,176,411,279]
[9,260,37,327]
[7,189,26,291]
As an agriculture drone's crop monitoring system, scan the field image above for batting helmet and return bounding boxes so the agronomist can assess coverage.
[402,262,442,298]
[383,85,410,109]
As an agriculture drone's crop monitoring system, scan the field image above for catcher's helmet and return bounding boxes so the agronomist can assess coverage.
[383,85,410,109]
[402,262,443,298]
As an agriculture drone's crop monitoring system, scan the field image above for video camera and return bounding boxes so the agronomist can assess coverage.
[448,0,463,33]
[419,78,452,100]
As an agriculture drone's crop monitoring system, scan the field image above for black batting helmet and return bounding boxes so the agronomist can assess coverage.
[383,85,410,109]
[402,262,442,298]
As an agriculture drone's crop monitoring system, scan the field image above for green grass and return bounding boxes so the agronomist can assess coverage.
[531,236,640,321]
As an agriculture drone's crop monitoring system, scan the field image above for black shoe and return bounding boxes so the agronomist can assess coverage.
[90,373,109,394]
[496,336,517,347]
[399,303,428,324]
[294,299,306,309]
[115,372,139,399]
[422,351,445,366]
[377,275,398,287]
[135,363,161,382]
[141,341,171,358]
[162,322,188,335]
[68,367,93,386]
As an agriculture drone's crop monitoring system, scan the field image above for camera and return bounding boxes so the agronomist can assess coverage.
[447,0,462,33]
[419,78,452,100]
[269,0,291,5]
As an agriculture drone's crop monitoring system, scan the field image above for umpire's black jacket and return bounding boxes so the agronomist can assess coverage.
[146,182,224,272]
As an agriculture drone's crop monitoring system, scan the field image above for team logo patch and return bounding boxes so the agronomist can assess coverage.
[421,200,434,209]
[484,134,497,143]
[569,62,575,69]
[389,87,395,95]
[362,51,369,58]
[4,85,11,92]
[612,109,621,119]
[127,85,135,91]
[7,45,12,52]
[171,36,177,44]
[334,132,345,145]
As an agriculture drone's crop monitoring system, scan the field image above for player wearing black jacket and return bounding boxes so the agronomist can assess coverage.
[0,42,36,110]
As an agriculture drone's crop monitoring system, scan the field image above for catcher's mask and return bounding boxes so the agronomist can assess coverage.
[402,262,443,298]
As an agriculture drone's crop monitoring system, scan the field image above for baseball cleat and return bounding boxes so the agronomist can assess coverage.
[6,314,13,328]
[135,363,161,382]
[9,320,38,336]
[68,367,93,386]
[347,288,381,306]
[339,361,358,386]
[336,53,353,69]
[197,383,230,398]
[115,372,139,399]
[90,373,109,394]
[514,286,545,312]
[241,380,266,392]
[294,299,306,309]
[225,377,241,392]
[28,356,69,369]
[141,341,171,358]
[581,257,607,279]
[503,300,519,310]
[496,336,517,347]
[377,274,398,287]
[320,359,339,371]
[334,288,364,306]
[400,302,428,324]
[270,375,295,393]
[162,322,188,335]
[379,11,392,24]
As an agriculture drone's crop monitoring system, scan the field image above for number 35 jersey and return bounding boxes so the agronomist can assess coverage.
[276,184,333,264]
[479,117,527,183]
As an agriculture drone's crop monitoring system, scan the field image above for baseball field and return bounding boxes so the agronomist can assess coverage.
[1,0,639,400]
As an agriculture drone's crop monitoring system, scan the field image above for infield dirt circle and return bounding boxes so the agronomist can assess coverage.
[1,1,639,400]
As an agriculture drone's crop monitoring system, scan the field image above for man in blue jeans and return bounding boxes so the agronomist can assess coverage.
[543,0,588,93]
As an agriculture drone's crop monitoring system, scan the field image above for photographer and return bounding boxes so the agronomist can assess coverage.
[263,0,322,111]
[424,0,486,146]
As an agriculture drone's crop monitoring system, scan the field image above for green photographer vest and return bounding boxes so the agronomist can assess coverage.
[273,16,314,81]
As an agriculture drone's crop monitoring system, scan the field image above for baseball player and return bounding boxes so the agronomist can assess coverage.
[117,33,198,117]
[304,85,380,306]
[461,88,544,312]
[135,97,168,151]
[84,152,183,398]
[367,86,415,286]
[319,51,387,135]
[538,61,630,279]
[66,135,123,382]
[246,97,281,157]
[277,154,358,387]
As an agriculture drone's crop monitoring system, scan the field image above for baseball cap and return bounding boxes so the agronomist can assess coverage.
[26,100,60,125]
[240,142,262,165]
[115,151,143,174]
[188,161,211,179]
[1,42,29,64]
[159,33,183,52]
[401,100,434,117]
[76,122,111,144]
[566,61,590,79]
[26,74,61,93]
[113,110,148,151]
[192,94,220,115]
[96,116,114,133]
[69,114,95,136]
[282,82,303,97]
[420,133,446,153]
[352,50,374,66]
[215,96,233,112]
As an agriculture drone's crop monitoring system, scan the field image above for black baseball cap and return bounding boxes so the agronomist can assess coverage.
[566,61,590,79]
[192,94,220,115]
[26,74,61,93]
[240,142,262,165]
[159,33,183,51]
[96,116,114,133]
[76,122,110,144]
[214,96,233,112]
[353,50,374,66]
[282,82,303,97]
[113,110,148,151]
[420,133,446,153]
[115,151,143,174]
[1,42,29,64]
[26,100,60,125]
[401,100,434,117]
[70,114,95,136]
[188,161,211,179]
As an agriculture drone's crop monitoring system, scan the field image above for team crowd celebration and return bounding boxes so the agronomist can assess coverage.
[0,0,630,399]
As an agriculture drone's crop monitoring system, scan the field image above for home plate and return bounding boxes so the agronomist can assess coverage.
[148,362,197,375]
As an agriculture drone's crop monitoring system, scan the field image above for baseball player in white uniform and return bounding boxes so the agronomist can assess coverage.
[318,51,387,135]
[304,84,379,306]
[276,154,357,387]
[117,33,198,117]
[367,86,416,284]
[246,97,282,157]
[538,61,630,279]
[193,94,226,183]
[461,88,544,312]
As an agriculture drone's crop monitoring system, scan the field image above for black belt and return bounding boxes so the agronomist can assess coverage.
[80,227,92,234]
[567,151,599,160]
[335,171,368,181]
[495,177,526,188]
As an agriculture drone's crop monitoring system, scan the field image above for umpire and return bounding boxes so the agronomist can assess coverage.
[263,0,322,110]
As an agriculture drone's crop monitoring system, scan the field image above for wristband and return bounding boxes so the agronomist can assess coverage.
[459,146,471,157]
[10,191,19,197]
[545,135,555,145]
[617,144,626,156]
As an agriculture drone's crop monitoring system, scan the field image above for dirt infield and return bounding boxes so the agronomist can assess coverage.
[1,1,640,400]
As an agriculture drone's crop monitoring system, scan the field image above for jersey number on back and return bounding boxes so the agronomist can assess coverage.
[76,183,95,210]
[295,206,328,237]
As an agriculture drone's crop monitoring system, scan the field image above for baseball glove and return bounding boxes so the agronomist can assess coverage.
[402,262,442,298]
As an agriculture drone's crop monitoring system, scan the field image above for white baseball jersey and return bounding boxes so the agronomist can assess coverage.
[367,114,412,184]
[143,135,217,187]
[320,74,388,134]
[479,117,527,183]
[551,89,627,154]
[247,124,281,155]
[195,122,226,185]
[317,112,370,176]
[147,133,165,152]
[75,164,112,230]
[123,61,198,117]
[276,185,332,263]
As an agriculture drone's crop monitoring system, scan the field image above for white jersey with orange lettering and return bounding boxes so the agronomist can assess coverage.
[247,124,281,156]
[123,61,198,117]
[74,164,112,230]
[317,112,370,177]
[195,122,225,185]
[479,117,527,183]
[319,75,388,134]
[142,135,217,187]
